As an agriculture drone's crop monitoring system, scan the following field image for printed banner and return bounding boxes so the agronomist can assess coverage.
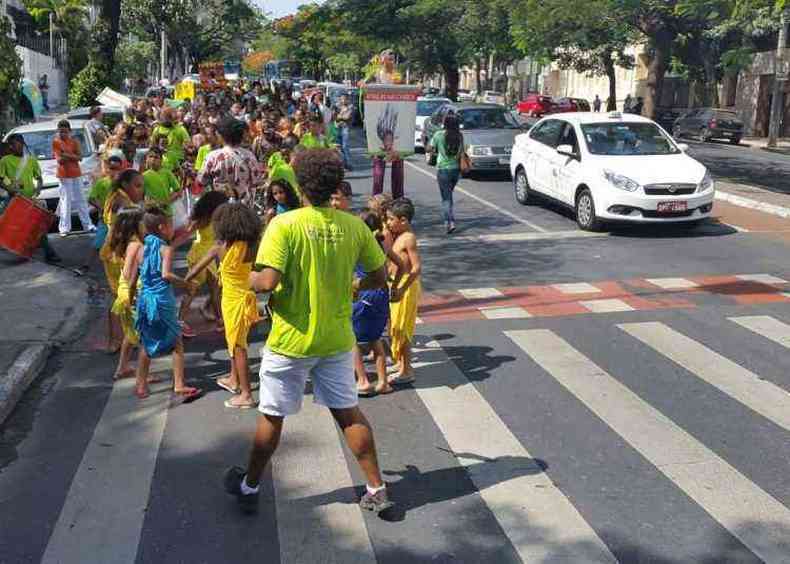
[363,84,421,158]
[174,80,196,101]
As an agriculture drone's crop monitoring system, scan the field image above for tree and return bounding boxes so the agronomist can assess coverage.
[23,0,90,78]
[0,16,23,133]
[459,0,520,94]
[115,38,158,81]
[510,0,636,111]
[242,50,273,75]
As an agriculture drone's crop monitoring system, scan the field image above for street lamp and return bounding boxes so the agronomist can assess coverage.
[768,5,790,147]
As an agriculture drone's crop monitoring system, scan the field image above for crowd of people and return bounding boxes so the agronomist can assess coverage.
[3,79,429,514]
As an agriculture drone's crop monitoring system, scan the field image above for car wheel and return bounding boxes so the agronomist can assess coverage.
[730,136,741,145]
[514,168,532,205]
[575,189,602,231]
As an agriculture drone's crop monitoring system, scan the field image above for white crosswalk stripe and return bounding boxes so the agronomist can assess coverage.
[506,328,790,563]
[729,315,790,349]
[619,322,790,431]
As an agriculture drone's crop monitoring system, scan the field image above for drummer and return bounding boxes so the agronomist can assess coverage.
[0,134,60,263]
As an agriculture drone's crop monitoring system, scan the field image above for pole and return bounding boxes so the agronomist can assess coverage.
[160,29,167,83]
[49,12,54,59]
[768,6,789,147]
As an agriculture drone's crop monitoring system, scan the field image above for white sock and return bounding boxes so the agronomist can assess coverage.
[366,483,386,496]
[241,474,259,495]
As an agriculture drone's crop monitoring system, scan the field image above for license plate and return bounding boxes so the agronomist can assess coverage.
[657,201,688,213]
[498,158,510,165]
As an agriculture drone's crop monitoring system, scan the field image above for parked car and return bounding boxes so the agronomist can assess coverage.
[551,97,590,113]
[423,103,527,174]
[4,120,100,219]
[67,106,125,131]
[415,96,451,151]
[517,94,555,117]
[457,89,477,102]
[672,108,744,144]
[571,98,591,112]
[481,90,505,104]
[509,112,715,230]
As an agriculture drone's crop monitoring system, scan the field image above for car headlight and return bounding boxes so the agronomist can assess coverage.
[699,170,714,192]
[470,145,493,156]
[603,169,640,192]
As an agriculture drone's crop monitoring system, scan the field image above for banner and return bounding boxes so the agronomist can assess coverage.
[97,87,132,109]
[363,84,420,158]
[174,80,196,101]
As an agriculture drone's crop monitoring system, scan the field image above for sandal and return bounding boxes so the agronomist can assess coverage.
[224,398,258,409]
[174,387,203,403]
[388,373,416,386]
[216,379,240,394]
[357,386,376,397]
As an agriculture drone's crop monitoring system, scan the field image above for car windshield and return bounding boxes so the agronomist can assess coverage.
[19,130,90,160]
[417,100,447,116]
[581,122,680,156]
[458,108,520,129]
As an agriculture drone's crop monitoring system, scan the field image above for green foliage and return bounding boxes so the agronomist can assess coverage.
[68,61,109,107]
[115,38,158,81]
[0,16,23,122]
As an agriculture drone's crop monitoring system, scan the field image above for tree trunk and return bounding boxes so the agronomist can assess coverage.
[443,65,460,101]
[475,58,482,96]
[703,52,719,107]
[603,51,617,111]
[644,28,673,119]
[98,0,121,70]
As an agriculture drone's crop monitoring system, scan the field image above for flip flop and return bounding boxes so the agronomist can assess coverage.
[388,374,416,386]
[216,379,241,394]
[113,368,135,381]
[224,398,258,409]
[135,388,150,399]
[174,387,203,404]
[357,387,377,397]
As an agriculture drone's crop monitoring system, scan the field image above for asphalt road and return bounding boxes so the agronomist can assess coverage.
[2,138,790,563]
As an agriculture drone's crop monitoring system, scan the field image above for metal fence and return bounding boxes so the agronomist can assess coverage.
[12,23,66,68]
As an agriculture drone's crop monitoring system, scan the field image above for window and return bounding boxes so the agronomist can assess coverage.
[417,100,449,117]
[581,122,680,156]
[529,120,564,147]
[20,129,90,161]
[432,106,449,125]
[557,122,579,153]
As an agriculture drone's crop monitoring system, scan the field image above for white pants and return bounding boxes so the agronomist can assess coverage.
[58,177,94,234]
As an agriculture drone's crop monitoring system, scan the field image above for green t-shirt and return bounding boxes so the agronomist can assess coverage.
[195,144,212,172]
[430,130,461,170]
[152,124,189,169]
[89,176,113,208]
[256,206,386,358]
[0,154,41,198]
[299,132,334,150]
[143,168,180,214]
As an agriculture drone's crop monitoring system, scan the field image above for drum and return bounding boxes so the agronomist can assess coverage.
[0,196,56,258]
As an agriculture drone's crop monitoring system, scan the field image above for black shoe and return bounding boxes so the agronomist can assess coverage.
[359,487,395,514]
[223,466,259,514]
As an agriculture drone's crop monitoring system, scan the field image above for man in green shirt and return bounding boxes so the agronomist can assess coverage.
[143,148,182,215]
[223,149,394,515]
[0,134,59,262]
[150,107,190,171]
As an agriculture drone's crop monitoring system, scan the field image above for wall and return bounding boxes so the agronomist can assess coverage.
[16,46,67,107]
[734,49,790,136]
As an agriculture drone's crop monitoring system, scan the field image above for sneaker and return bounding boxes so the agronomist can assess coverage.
[359,487,394,514]
[87,225,97,233]
[59,232,69,238]
[223,466,259,514]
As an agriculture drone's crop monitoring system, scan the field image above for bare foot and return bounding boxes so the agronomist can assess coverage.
[113,367,135,380]
[357,384,376,396]
[135,385,149,399]
[106,341,121,354]
[216,375,240,394]
[375,382,394,394]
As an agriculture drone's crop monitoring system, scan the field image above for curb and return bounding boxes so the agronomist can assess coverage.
[715,190,790,220]
[0,345,51,425]
[0,270,92,427]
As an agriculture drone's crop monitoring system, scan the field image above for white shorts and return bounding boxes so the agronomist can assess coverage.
[257,348,358,417]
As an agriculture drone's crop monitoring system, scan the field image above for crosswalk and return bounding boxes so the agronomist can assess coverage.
[24,312,790,563]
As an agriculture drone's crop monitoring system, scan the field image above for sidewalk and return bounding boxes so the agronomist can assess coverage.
[0,250,90,424]
[716,180,790,220]
[741,136,790,156]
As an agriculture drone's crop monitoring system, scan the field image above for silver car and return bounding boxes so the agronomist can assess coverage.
[423,103,528,173]
[5,120,100,215]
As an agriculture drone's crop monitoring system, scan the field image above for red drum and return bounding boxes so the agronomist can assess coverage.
[0,196,56,258]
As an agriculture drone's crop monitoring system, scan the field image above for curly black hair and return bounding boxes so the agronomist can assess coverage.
[265,179,301,212]
[293,149,344,206]
[218,116,247,146]
[190,191,228,226]
[212,202,261,247]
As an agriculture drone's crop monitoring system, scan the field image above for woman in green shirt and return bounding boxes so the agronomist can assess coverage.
[428,113,464,234]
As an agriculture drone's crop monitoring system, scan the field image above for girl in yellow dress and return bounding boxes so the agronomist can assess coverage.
[109,208,144,380]
[186,203,261,409]
[100,170,144,352]
[178,191,228,334]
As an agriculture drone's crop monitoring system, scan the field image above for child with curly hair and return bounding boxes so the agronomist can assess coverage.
[186,203,261,409]
[263,179,301,225]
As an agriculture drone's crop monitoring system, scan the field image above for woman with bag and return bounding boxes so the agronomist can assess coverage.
[428,113,466,234]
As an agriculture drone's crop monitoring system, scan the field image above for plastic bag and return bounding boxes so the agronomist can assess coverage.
[172,189,192,232]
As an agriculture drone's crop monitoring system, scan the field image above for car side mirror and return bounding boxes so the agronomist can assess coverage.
[556,144,577,158]
[677,143,689,152]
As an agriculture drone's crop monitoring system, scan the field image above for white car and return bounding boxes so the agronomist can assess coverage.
[481,90,505,105]
[509,112,715,230]
[5,120,100,217]
[415,97,450,151]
